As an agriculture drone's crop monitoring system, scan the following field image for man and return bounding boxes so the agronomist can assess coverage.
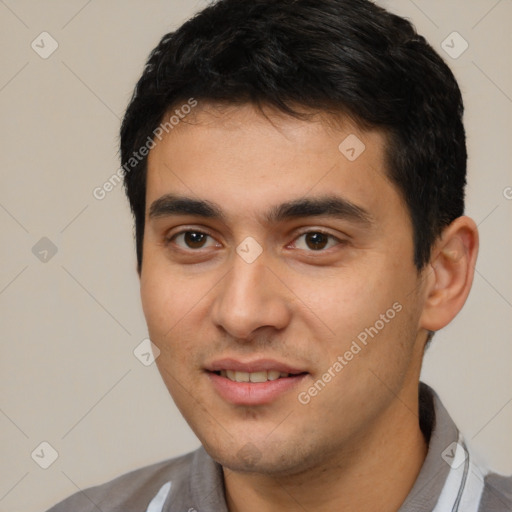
[46,0,511,510]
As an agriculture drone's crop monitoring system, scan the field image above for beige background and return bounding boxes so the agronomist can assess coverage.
[0,1,511,511]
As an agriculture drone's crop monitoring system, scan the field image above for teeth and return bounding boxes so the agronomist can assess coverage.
[235,371,250,382]
[267,370,281,381]
[249,371,267,383]
[221,370,291,382]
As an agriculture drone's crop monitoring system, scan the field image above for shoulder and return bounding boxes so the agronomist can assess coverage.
[479,471,512,511]
[44,449,199,512]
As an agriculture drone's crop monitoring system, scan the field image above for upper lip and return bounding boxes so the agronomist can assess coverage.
[206,358,307,374]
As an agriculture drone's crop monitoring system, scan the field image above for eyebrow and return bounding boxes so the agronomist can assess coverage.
[148,194,373,226]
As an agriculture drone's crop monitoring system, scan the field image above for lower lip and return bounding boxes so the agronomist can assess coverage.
[207,372,308,405]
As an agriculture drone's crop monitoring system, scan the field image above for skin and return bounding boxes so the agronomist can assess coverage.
[140,102,478,512]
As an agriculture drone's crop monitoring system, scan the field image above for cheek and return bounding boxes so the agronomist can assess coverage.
[140,274,172,339]
[139,261,217,373]
[292,256,420,386]
[290,265,398,340]
[140,260,201,338]
[140,271,200,396]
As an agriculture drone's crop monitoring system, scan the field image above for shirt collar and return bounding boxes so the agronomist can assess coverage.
[397,382,457,511]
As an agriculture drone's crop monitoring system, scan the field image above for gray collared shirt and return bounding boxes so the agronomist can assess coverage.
[45,383,512,511]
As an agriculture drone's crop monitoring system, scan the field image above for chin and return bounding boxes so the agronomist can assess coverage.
[202,435,316,477]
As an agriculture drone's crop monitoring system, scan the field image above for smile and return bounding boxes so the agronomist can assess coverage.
[206,359,309,405]
[216,370,293,382]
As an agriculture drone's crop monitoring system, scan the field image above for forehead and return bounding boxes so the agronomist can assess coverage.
[145,103,404,227]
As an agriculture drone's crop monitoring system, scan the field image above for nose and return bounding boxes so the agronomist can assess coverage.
[211,253,292,340]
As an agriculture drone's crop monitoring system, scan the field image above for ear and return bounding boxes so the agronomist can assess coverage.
[419,216,479,332]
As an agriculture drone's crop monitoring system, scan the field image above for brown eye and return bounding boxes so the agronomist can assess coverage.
[305,232,329,250]
[183,232,207,248]
[293,231,341,251]
[170,231,218,250]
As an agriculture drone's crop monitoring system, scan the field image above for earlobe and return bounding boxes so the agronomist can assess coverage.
[419,216,479,332]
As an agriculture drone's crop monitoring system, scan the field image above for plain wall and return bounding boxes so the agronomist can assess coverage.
[0,1,511,511]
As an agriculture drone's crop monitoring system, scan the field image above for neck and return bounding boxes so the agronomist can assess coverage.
[223,383,428,512]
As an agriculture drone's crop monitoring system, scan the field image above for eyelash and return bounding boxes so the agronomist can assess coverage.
[165,229,343,253]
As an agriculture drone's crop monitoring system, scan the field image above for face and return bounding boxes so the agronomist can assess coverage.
[141,103,429,476]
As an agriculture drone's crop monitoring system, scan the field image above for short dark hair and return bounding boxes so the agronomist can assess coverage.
[121,0,466,272]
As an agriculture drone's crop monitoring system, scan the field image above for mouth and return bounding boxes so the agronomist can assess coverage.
[205,359,309,405]
[213,369,305,383]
